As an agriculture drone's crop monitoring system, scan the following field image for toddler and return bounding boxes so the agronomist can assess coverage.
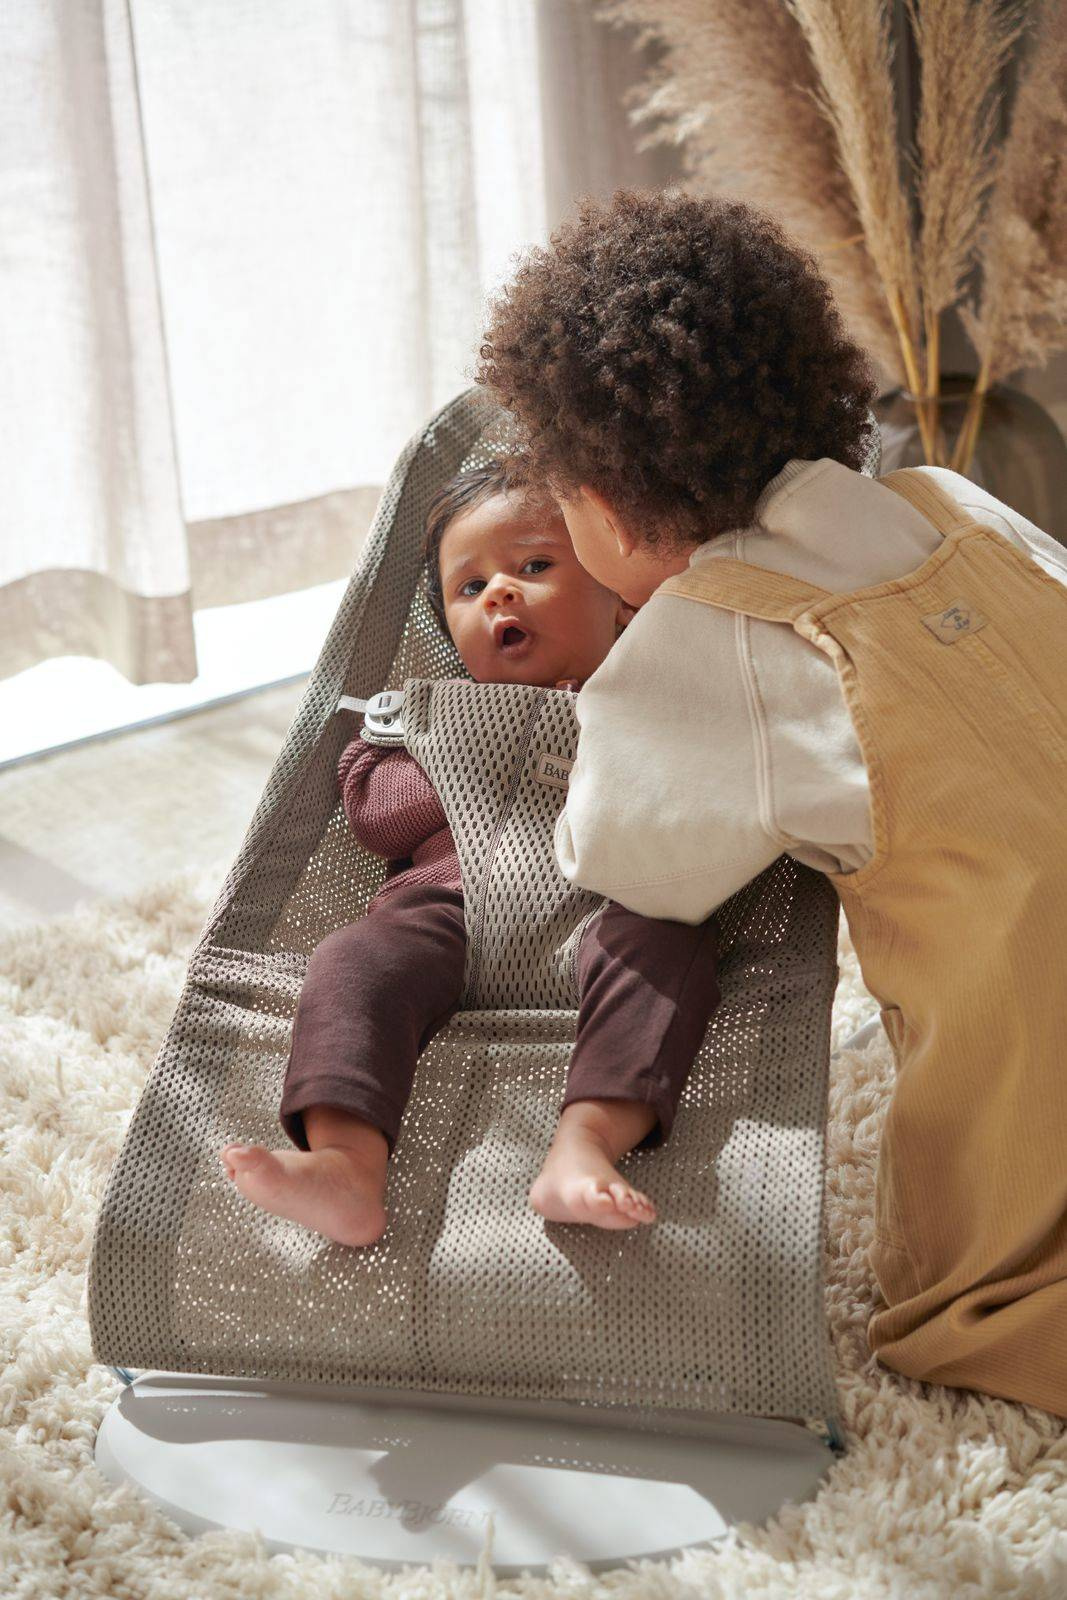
[219,456,721,1247]
[475,187,1067,1419]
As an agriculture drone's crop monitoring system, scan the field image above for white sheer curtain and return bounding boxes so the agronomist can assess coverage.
[1,3,190,683]
[0,0,675,685]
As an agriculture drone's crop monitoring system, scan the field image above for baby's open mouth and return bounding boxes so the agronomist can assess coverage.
[494,618,533,655]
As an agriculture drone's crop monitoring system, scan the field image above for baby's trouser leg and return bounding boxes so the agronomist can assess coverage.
[279,884,467,1155]
[563,901,721,1147]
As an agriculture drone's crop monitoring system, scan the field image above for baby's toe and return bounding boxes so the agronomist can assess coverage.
[221,1143,261,1174]
[610,1181,656,1222]
[222,1145,276,1197]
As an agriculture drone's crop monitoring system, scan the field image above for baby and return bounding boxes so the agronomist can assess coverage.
[219,458,721,1247]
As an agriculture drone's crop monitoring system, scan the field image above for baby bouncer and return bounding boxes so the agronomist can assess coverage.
[90,387,883,1572]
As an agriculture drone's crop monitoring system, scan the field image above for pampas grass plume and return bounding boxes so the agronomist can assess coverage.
[954,0,1067,471]
[591,0,1067,475]
[593,0,907,390]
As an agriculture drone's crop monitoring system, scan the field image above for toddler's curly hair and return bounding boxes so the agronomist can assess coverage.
[476,188,879,548]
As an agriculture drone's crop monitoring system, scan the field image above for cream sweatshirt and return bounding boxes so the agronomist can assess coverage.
[554,459,1067,925]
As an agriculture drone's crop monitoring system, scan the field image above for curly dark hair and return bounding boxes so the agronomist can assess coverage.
[476,188,879,547]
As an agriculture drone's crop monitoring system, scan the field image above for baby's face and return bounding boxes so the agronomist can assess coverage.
[439,492,627,688]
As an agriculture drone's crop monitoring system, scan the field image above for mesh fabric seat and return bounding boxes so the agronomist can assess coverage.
[89,388,875,1428]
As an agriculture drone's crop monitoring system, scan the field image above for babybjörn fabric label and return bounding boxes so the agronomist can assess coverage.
[920,598,988,644]
[534,750,573,790]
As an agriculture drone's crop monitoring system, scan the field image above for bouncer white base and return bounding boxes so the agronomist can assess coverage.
[95,1372,835,1572]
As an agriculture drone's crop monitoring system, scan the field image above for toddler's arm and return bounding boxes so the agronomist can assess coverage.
[555,599,783,924]
[338,738,448,860]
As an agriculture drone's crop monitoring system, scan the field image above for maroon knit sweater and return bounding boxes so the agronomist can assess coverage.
[338,738,462,904]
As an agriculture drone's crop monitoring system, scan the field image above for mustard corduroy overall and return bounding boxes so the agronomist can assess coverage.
[661,467,1067,1418]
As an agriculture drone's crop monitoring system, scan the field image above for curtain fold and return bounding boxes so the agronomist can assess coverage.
[1,1,679,686]
[1,1,194,683]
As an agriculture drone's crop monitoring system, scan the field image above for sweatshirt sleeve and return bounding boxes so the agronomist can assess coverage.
[337,738,448,860]
[554,593,784,924]
[917,467,1067,586]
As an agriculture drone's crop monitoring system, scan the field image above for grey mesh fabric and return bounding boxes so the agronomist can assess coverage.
[89,388,881,1425]
[393,678,604,1008]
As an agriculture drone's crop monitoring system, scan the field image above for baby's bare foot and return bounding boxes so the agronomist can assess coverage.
[219,1142,387,1247]
[528,1133,656,1229]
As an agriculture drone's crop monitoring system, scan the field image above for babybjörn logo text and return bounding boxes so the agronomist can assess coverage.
[326,1492,490,1529]
[534,750,574,790]
[921,597,988,644]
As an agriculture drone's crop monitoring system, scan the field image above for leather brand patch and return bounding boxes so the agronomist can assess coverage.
[533,750,573,790]
[921,598,988,644]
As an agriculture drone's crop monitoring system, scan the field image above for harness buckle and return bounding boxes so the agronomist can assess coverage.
[362,688,406,743]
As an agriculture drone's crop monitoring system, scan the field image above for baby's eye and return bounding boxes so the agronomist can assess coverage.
[522,559,551,574]
[458,578,486,597]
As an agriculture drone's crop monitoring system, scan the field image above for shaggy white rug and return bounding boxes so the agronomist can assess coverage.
[2,867,1065,1599]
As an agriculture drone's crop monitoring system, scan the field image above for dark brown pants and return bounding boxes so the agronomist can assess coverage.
[280,883,720,1155]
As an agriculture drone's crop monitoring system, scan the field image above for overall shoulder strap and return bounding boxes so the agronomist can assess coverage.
[663,469,980,622]
[877,468,975,536]
[660,559,833,624]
